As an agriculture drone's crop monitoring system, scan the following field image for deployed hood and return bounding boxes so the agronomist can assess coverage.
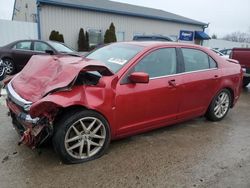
[11,55,113,102]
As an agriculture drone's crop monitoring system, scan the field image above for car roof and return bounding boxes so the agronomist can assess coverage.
[118,41,203,49]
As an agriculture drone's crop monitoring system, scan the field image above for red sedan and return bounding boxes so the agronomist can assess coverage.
[5,42,242,164]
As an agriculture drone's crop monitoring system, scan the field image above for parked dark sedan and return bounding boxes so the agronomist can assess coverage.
[133,35,173,42]
[0,40,78,74]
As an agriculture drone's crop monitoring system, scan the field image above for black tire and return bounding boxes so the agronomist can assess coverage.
[52,110,111,164]
[3,58,15,75]
[206,89,232,122]
[242,78,250,87]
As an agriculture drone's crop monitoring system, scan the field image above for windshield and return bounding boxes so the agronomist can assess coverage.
[47,41,75,53]
[86,43,144,73]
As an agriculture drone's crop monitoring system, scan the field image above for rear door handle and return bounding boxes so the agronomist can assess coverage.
[168,79,177,87]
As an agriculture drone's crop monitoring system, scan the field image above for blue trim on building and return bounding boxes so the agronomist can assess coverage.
[37,0,206,26]
[194,31,210,40]
[36,0,41,39]
[11,0,17,20]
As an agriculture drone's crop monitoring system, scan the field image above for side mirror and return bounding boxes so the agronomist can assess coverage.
[45,50,55,55]
[129,72,149,84]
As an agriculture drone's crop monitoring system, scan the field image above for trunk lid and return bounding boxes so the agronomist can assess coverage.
[10,55,113,102]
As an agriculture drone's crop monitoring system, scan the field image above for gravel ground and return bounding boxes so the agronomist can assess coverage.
[0,87,250,188]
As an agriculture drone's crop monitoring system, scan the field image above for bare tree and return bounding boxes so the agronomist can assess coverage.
[222,30,250,43]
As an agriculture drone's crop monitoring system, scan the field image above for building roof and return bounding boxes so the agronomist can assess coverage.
[37,0,207,26]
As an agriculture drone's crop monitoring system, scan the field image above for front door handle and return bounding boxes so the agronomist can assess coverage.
[168,79,177,87]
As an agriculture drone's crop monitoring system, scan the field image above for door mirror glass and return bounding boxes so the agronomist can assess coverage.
[129,72,149,84]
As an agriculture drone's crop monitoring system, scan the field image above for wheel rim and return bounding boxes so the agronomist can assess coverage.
[3,60,14,74]
[214,91,230,118]
[64,117,106,159]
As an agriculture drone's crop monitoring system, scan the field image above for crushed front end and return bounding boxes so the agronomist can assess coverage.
[6,82,54,149]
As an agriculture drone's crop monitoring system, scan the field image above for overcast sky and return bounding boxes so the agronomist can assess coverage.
[0,0,249,37]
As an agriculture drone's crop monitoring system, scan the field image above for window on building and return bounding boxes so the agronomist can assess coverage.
[134,48,177,78]
[88,29,102,46]
[182,48,210,72]
[116,32,125,42]
[13,41,32,51]
[133,33,144,37]
[34,42,53,52]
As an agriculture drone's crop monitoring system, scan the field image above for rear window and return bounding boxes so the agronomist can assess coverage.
[182,48,210,72]
[13,41,32,51]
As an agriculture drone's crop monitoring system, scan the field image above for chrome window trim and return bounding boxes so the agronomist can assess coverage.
[149,68,218,80]
[33,50,46,53]
[6,81,32,107]
[13,48,33,52]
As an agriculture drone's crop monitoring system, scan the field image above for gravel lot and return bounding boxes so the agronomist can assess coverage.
[0,88,250,188]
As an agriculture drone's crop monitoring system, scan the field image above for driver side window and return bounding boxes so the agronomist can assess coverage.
[134,48,177,78]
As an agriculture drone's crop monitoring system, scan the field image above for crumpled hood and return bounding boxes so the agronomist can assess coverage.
[11,55,113,102]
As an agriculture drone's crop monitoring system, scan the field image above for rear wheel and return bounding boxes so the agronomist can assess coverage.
[3,58,15,75]
[52,110,111,164]
[206,89,232,121]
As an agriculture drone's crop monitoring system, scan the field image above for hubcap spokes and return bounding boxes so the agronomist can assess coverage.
[65,117,106,159]
[214,92,230,118]
[3,60,13,74]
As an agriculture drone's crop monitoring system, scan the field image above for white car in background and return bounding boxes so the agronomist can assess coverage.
[210,48,229,59]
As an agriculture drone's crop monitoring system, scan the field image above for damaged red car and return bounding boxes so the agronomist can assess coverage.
[5,42,243,164]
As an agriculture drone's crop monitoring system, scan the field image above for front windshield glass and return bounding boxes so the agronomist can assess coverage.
[86,43,144,73]
[47,41,74,53]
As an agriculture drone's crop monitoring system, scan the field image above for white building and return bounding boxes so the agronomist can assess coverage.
[12,0,210,49]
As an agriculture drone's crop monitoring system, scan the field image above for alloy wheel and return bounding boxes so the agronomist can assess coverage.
[64,117,106,159]
[213,91,230,118]
[3,60,14,74]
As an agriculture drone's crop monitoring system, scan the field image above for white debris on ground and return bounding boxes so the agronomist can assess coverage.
[0,89,7,107]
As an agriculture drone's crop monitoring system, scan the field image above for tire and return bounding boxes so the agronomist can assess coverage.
[206,89,232,121]
[52,110,111,164]
[2,58,15,75]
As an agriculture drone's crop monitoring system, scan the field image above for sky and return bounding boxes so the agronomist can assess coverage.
[0,0,249,37]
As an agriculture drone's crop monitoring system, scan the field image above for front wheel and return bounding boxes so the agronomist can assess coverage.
[52,110,111,164]
[206,89,232,121]
[3,58,15,75]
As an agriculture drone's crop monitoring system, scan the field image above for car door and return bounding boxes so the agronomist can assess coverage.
[11,41,34,69]
[177,48,221,119]
[115,47,183,135]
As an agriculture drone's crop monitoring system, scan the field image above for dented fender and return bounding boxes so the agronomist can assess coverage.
[29,83,115,119]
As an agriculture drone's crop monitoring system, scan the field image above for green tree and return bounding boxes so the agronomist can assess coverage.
[104,22,117,44]
[78,28,85,51]
[104,29,110,44]
[58,34,64,43]
[49,30,57,41]
[49,30,65,43]
[109,22,117,42]
[84,31,90,51]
